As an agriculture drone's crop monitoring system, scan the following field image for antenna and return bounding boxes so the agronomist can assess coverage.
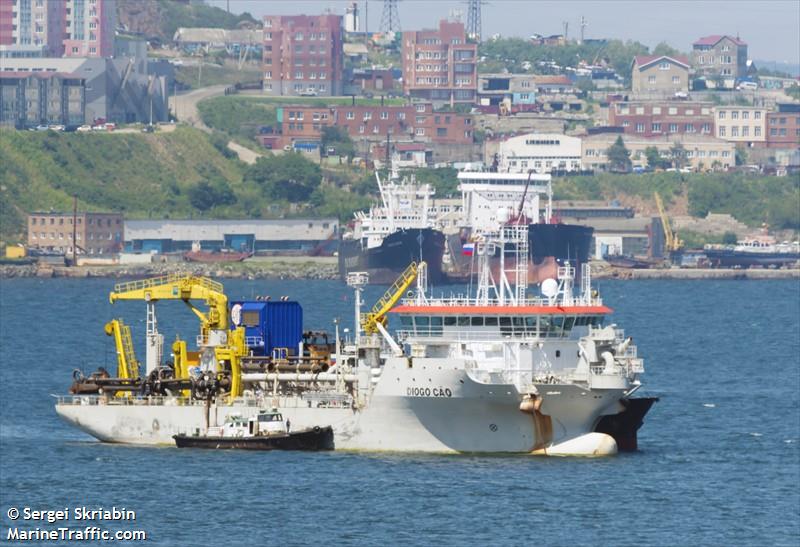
[465,0,484,42]
[380,0,401,33]
[562,21,568,42]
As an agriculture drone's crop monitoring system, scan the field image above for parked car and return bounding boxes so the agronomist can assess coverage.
[141,125,155,133]
[76,125,92,132]
[299,88,318,97]
[737,81,758,91]
[48,124,65,131]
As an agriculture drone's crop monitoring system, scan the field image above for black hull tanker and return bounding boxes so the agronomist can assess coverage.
[447,223,594,283]
[173,426,334,451]
[339,228,446,285]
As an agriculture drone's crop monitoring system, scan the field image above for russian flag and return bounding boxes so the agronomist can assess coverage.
[462,243,475,256]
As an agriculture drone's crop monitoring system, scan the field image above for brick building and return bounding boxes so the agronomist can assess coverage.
[402,19,477,104]
[691,35,748,85]
[765,103,800,149]
[713,105,767,147]
[258,102,473,152]
[28,211,124,255]
[630,55,690,95]
[262,14,343,97]
[609,100,714,138]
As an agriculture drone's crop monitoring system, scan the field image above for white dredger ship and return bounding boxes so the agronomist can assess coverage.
[56,225,655,456]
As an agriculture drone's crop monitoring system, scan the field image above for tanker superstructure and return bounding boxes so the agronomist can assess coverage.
[447,167,593,284]
[56,231,655,456]
[338,170,446,284]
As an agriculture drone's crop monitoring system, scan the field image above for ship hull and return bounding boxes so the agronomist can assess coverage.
[447,223,594,283]
[55,360,651,455]
[703,249,800,269]
[338,228,446,284]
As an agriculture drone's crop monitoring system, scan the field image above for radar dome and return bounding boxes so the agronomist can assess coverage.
[541,278,558,298]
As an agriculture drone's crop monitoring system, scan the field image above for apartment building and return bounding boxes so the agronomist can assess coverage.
[258,103,474,151]
[63,0,116,58]
[402,19,477,104]
[0,0,65,56]
[692,35,748,84]
[581,133,736,171]
[713,106,767,147]
[765,103,800,149]
[630,55,690,95]
[28,211,124,255]
[609,100,714,138]
[262,14,343,97]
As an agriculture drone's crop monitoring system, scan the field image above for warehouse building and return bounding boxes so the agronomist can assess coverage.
[124,219,339,255]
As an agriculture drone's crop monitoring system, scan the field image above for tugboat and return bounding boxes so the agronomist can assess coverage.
[173,410,334,451]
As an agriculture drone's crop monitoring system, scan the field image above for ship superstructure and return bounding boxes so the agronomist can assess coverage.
[338,169,446,284]
[447,165,593,283]
[56,227,655,456]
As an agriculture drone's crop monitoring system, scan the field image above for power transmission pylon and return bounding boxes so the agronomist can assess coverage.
[380,0,401,33]
[465,0,483,41]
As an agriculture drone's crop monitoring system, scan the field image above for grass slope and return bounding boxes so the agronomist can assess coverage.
[0,127,246,242]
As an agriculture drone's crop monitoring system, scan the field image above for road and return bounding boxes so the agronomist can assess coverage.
[169,84,228,131]
[169,84,263,164]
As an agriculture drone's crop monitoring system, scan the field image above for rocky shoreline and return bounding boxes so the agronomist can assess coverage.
[0,261,340,280]
[1,261,798,281]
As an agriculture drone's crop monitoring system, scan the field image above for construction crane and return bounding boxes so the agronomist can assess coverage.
[654,192,684,254]
[361,262,421,335]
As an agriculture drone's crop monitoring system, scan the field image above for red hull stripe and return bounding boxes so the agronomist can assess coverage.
[390,305,613,315]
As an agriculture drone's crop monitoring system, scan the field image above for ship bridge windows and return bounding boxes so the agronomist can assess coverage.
[399,314,602,338]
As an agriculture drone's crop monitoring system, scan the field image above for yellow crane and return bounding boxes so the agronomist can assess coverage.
[104,319,139,380]
[361,262,421,335]
[654,192,684,253]
[108,274,246,400]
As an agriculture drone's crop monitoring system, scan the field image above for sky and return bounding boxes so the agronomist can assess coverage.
[208,0,800,66]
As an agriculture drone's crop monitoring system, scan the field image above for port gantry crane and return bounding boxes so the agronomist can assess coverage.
[108,274,247,399]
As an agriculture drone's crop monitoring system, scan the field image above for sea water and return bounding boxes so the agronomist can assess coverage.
[1,278,798,546]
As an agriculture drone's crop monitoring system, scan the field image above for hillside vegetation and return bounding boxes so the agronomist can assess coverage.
[0,128,249,241]
[0,128,374,243]
[553,172,800,231]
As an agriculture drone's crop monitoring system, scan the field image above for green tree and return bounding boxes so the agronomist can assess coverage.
[735,145,748,166]
[606,136,631,173]
[645,146,664,169]
[652,42,683,58]
[785,84,800,101]
[670,142,688,169]
[188,179,236,211]
[722,231,738,244]
[245,153,322,202]
[321,126,355,159]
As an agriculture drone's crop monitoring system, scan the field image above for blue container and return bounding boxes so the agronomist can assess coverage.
[230,300,303,356]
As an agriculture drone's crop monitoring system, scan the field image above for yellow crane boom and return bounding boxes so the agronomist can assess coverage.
[361,262,421,335]
[654,192,683,253]
[109,274,228,334]
[104,319,139,380]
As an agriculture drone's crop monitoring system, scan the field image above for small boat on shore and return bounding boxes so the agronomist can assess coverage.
[173,410,334,451]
